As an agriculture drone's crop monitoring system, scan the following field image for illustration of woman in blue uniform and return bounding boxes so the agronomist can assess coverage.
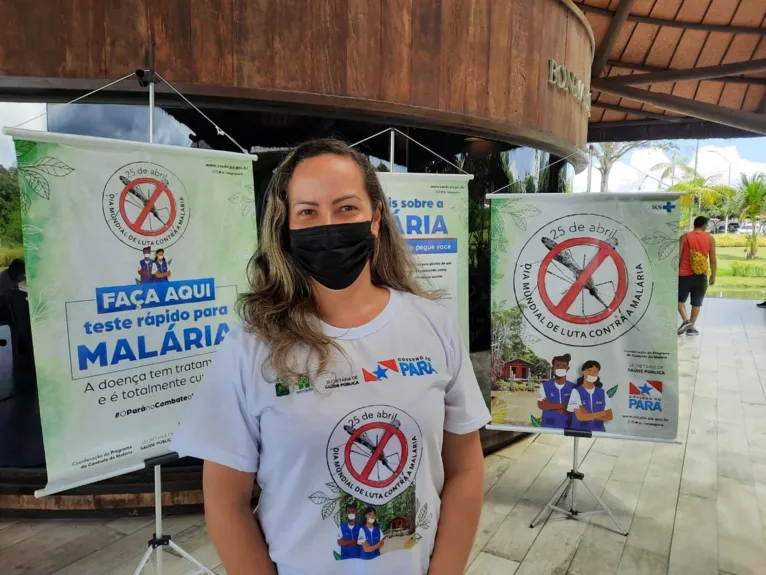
[337,504,362,560]
[138,247,155,283]
[537,353,575,429]
[357,507,384,560]
[153,249,171,282]
[567,360,612,432]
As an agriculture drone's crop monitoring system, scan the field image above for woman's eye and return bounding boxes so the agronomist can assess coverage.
[299,209,316,216]
[340,205,358,212]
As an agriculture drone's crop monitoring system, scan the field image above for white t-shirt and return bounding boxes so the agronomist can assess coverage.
[172,290,490,575]
[567,385,612,412]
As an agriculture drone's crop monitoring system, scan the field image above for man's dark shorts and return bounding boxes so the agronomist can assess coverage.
[678,274,708,307]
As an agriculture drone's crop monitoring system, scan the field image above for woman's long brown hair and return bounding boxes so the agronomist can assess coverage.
[237,139,429,381]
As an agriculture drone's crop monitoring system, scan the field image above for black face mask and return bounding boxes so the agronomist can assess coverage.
[289,221,375,290]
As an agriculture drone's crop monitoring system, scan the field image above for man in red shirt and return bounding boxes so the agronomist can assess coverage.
[678,216,717,336]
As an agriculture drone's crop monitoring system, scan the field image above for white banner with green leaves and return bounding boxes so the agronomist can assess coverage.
[5,128,258,495]
[379,173,471,344]
[488,193,681,441]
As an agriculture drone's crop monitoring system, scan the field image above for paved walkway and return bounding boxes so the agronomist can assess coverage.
[473,297,766,575]
[1,299,764,574]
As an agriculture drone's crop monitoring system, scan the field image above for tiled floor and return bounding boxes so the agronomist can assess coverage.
[1,298,764,574]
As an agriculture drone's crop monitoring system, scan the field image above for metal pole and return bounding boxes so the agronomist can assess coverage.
[149,76,160,574]
[571,438,578,510]
[586,145,593,193]
[154,465,163,575]
[149,79,155,144]
[389,129,395,172]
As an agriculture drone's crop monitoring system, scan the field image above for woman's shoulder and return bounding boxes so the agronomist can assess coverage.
[219,321,270,357]
[397,291,458,332]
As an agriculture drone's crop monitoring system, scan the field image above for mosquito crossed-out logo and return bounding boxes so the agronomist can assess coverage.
[629,380,663,411]
[102,162,190,251]
[362,357,437,382]
[326,405,422,505]
[513,214,653,348]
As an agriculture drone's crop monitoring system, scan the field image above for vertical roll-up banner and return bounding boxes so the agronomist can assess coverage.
[3,128,258,496]
[487,193,681,441]
[378,173,471,344]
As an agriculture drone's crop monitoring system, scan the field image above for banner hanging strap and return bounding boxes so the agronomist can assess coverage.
[153,71,248,155]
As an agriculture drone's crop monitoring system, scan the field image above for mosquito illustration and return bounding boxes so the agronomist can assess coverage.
[344,418,401,475]
[119,176,168,228]
[538,235,642,328]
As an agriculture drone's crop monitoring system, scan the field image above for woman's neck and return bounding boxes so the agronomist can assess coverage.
[315,266,390,329]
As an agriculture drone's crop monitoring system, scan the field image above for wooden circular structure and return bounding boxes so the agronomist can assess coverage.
[0,0,594,162]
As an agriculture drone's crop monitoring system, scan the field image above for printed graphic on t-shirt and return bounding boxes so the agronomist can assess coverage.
[310,405,432,561]
[362,356,437,382]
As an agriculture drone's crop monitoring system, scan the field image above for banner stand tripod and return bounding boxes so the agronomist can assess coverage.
[529,433,628,536]
[132,454,215,575]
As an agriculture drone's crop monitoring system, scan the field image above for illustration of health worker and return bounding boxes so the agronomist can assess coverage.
[567,360,613,432]
[153,249,171,282]
[138,247,155,283]
[537,353,575,429]
[357,507,384,560]
[337,503,362,560]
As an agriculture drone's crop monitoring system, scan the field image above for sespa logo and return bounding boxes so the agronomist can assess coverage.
[629,380,663,411]
[362,357,437,382]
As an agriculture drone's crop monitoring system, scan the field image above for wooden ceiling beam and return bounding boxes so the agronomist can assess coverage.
[592,0,637,77]
[590,101,686,122]
[607,60,766,85]
[579,4,766,36]
[591,77,766,135]
[607,59,766,85]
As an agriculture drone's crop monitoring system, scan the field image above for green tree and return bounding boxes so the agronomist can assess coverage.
[734,173,766,259]
[710,186,738,233]
[651,151,697,188]
[667,174,726,230]
[0,168,23,247]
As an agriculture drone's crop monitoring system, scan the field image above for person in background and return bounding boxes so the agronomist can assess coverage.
[677,215,716,336]
[138,247,155,284]
[0,258,25,296]
[357,508,384,560]
[153,249,171,282]
[537,353,575,429]
[568,360,612,433]
[337,503,362,560]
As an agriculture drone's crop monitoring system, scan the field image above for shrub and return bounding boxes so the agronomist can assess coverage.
[0,248,23,268]
[714,234,766,248]
[730,261,766,277]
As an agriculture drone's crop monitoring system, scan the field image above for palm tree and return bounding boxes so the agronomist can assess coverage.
[734,173,766,259]
[713,187,738,233]
[591,141,673,194]
[652,151,697,189]
[667,174,726,230]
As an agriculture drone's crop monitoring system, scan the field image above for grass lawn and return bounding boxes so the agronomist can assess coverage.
[710,246,766,301]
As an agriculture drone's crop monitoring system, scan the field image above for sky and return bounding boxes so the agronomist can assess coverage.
[0,102,192,168]
[573,137,766,194]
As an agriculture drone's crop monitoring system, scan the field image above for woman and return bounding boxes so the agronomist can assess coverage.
[172,139,489,575]
[567,360,612,433]
[153,249,171,282]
